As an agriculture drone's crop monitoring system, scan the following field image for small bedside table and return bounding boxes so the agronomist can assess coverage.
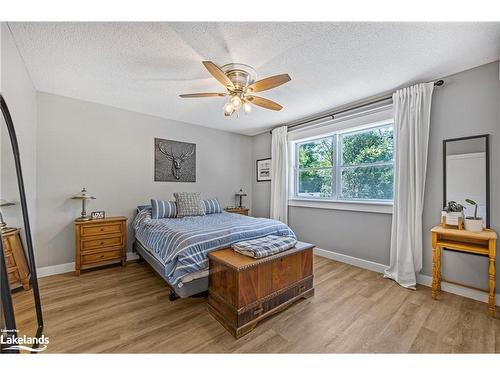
[225,207,249,216]
[431,225,497,317]
[1,228,31,290]
[74,216,127,275]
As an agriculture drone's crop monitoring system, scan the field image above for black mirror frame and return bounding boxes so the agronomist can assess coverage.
[442,133,490,228]
[0,94,44,353]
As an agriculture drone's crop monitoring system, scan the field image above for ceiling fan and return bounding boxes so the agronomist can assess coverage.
[179,61,291,117]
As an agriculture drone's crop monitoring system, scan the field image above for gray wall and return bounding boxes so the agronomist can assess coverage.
[251,132,272,218]
[289,208,392,265]
[423,61,499,290]
[252,61,500,289]
[36,92,253,267]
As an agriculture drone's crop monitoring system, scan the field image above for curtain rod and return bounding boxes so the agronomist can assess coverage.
[269,79,444,134]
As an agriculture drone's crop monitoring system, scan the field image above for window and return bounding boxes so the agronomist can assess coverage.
[294,122,394,202]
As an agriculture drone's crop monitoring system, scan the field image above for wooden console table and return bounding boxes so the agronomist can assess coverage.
[431,225,497,317]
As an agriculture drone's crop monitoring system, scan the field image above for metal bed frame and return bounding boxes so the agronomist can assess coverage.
[133,240,209,301]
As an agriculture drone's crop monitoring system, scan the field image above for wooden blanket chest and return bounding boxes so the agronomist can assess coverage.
[208,241,314,338]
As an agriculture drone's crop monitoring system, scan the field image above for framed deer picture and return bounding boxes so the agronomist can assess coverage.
[154,138,196,182]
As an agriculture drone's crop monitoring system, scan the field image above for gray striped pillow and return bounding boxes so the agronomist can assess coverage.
[174,192,205,217]
[150,199,177,219]
[203,198,222,214]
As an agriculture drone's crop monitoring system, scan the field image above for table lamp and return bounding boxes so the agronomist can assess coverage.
[235,188,247,208]
[0,199,16,233]
[72,188,96,221]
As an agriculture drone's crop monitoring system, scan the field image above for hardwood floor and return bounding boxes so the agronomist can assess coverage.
[12,255,500,353]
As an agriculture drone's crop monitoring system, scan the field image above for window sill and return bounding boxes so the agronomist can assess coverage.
[288,198,393,214]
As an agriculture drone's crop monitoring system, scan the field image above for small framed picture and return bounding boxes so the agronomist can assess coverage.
[91,211,106,220]
[256,158,272,182]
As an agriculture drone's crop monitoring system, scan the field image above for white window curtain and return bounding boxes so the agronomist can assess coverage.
[384,82,434,289]
[270,126,289,223]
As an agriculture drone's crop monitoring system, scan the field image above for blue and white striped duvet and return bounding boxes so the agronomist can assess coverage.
[132,208,296,285]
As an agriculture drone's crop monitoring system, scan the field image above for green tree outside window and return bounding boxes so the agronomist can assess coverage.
[296,124,394,201]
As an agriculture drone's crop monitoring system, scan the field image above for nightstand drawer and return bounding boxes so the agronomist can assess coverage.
[5,252,16,268]
[81,235,122,251]
[8,268,20,285]
[81,223,122,237]
[2,238,12,252]
[2,229,31,290]
[82,248,122,264]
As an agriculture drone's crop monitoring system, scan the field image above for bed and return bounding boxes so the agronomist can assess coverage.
[132,206,296,299]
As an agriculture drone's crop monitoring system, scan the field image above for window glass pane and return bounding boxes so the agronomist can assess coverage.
[341,125,393,166]
[298,137,334,169]
[298,169,333,198]
[341,165,393,200]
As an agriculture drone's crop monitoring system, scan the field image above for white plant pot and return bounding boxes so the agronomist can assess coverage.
[445,212,463,226]
[465,218,483,232]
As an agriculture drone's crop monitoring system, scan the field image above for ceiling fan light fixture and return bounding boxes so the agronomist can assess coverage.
[230,95,242,109]
[243,101,252,113]
[223,102,234,116]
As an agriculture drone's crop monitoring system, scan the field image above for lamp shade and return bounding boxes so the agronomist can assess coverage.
[0,199,15,230]
[235,188,247,208]
[72,188,96,200]
[0,199,15,207]
[72,188,96,221]
[235,189,247,197]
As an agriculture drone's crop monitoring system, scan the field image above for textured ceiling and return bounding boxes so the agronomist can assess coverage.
[8,22,500,135]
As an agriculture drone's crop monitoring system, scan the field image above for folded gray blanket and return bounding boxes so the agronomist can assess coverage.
[232,235,298,259]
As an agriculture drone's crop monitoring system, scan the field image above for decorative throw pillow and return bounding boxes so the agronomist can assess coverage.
[174,192,205,217]
[203,198,222,214]
[150,199,177,219]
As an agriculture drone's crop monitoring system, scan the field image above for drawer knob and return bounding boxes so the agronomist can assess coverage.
[100,255,104,258]
[100,228,104,232]
[100,241,104,245]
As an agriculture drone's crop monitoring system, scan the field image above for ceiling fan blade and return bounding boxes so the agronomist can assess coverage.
[179,93,227,98]
[246,74,291,93]
[202,61,235,89]
[247,96,283,111]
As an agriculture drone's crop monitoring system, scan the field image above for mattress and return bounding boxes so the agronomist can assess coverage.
[132,208,296,286]
[135,237,208,285]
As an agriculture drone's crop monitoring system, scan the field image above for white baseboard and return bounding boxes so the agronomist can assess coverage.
[37,261,75,278]
[36,252,139,278]
[314,247,388,273]
[127,251,139,261]
[314,247,500,307]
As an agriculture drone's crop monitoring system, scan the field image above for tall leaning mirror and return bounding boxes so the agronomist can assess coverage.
[1,94,44,353]
[443,134,490,229]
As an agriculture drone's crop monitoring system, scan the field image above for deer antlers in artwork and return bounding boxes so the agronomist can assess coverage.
[157,142,195,180]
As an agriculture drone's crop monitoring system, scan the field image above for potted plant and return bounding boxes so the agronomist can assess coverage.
[464,198,483,232]
[443,201,464,226]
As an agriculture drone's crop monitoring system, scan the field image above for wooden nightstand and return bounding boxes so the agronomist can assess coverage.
[225,207,249,216]
[74,216,127,275]
[1,228,31,290]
